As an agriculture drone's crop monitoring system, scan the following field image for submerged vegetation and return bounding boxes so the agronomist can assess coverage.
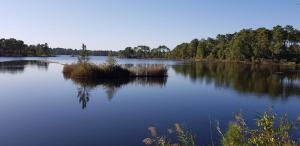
[144,110,300,146]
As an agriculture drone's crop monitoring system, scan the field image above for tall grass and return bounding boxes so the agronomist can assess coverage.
[63,62,167,80]
[143,123,196,146]
[128,65,168,77]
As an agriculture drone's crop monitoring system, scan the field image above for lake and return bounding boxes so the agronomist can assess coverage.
[0,56,300,146]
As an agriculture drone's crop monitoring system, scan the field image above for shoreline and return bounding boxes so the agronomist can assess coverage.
[118,57,300,66]
[0,55,56,57]
[1,55,299,66]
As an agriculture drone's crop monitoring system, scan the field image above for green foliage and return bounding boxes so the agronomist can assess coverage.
[222,111,300,146]
[143,110,300,146]
[196,39,208,58]
[78,43,89,63]
[0,38,115,57]
[221,122,249,146]
[229,29,255,60]
[118,45,170,58]
[187,39,199,58]
[0,38,51,57]
[118,25,300,63]
[254,28,272,58]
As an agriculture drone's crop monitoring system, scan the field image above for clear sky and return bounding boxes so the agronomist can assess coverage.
[0,0,299,50]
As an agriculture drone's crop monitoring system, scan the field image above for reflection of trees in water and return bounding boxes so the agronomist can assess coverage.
[0,60,49,74]
[64,75,167,109]
[77,86,90,109]
[172,62,300,99]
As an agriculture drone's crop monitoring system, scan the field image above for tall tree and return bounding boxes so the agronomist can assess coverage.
[78,43,89,63]
[187,39,199,58]
[254,28,271,58]
[196,39,208,59]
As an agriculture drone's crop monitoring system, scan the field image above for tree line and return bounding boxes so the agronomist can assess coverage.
[2,25,300,62]
[118,45,170,58]
[52,47,116,56]
[0,38,51,57]
[0,38,115,57]
[170,25,300,62]
[118,25,300,63]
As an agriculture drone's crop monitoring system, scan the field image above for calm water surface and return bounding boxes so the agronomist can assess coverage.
[0,56,300,146]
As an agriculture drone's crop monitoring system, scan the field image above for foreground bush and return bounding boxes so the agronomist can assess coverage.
[143,110,300,146]
[221,111,300,146]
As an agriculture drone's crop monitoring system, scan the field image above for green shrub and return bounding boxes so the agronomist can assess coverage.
[221,111,300,146]
[143,110,300,146]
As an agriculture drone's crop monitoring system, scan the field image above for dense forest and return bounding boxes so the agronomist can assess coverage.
[2,25,300,63]
[118,45,170,58]
[52,48,116,56]
[0,38,51,56]
[118,25,300,63]
[0,38,114,57]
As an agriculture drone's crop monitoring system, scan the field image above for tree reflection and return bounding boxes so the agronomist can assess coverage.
[64,74,167,109]
[0,60,49,74]
[172,62,300,99]
[77,86,90,109]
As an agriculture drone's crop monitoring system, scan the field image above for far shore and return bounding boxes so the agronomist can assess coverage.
[1,55,300,66]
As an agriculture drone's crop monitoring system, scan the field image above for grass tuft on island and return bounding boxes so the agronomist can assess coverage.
[63,62,168,79]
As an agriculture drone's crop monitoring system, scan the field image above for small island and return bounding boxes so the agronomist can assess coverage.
[63,44,167,81]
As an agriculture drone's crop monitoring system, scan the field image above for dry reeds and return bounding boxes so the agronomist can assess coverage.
[128,65,168,77]
[63,62,167,80]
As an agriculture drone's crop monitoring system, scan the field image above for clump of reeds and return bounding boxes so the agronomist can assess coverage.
[63,63,167,80]
[63,63,102,79]
[129,65,168,77]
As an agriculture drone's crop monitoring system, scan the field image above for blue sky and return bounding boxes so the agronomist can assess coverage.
[0,0,299,50]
